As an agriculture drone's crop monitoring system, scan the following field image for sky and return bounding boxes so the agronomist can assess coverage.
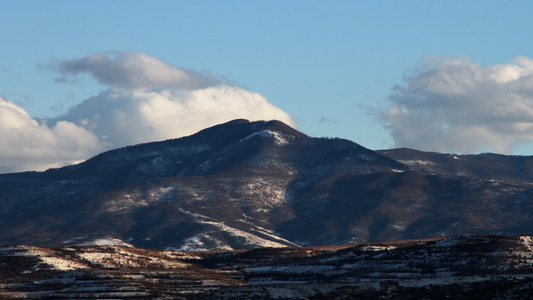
[2,1,533,173]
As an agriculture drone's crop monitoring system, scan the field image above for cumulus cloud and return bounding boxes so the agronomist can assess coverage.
[380,55,533,154]
[53,85,296,148]
[0,52,296,173]
[0,97,103,173]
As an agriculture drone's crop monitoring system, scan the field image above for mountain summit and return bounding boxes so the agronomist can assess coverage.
[1,119,533,250]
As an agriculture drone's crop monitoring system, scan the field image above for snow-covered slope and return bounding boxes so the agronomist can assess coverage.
[1,234,533,299]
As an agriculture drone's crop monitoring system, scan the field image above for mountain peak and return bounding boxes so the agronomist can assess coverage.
[251,119,308,138]
[193,119,307,142]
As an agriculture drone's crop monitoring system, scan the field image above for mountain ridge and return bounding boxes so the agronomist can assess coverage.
[378,147,533,183]
[1,119,533,250]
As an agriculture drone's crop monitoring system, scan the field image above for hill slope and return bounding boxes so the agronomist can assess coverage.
[1,234,533,299]
[1,119,533,249]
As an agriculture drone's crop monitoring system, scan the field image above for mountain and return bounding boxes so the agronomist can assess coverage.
[2,234,533,299]
[377,147,533,183]
[1,119,533,250]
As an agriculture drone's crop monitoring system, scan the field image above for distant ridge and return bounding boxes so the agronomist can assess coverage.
[378,147,533,182]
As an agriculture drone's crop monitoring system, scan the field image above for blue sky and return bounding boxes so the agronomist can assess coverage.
[2,1,533,172]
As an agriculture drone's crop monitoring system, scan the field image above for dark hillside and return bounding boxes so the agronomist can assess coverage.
[1,119,533,250]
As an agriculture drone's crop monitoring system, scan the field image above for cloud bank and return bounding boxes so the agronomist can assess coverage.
[381,56,533,154]
[53,86,295,148]
[0,97,102,173]
[0,52,295,173]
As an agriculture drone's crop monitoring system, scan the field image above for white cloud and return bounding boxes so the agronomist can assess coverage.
[0,52,296,173]
[0,97,103,173]
[53,85,296,148]
[380,55,533,154]
[53,52,217,89]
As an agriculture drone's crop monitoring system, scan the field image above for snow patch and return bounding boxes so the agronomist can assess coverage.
[400,160,436,166]
[39,255,88,271]
[520,236,533,252]
[0,246,88,271]
[179,234,233,252]
[77,247,187,269]
[176,205,292,249]
[200,219,290,248]
[392,223,406,231]
[242,130,288,146]
[360,245,397,251]
[79,237,134,247]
